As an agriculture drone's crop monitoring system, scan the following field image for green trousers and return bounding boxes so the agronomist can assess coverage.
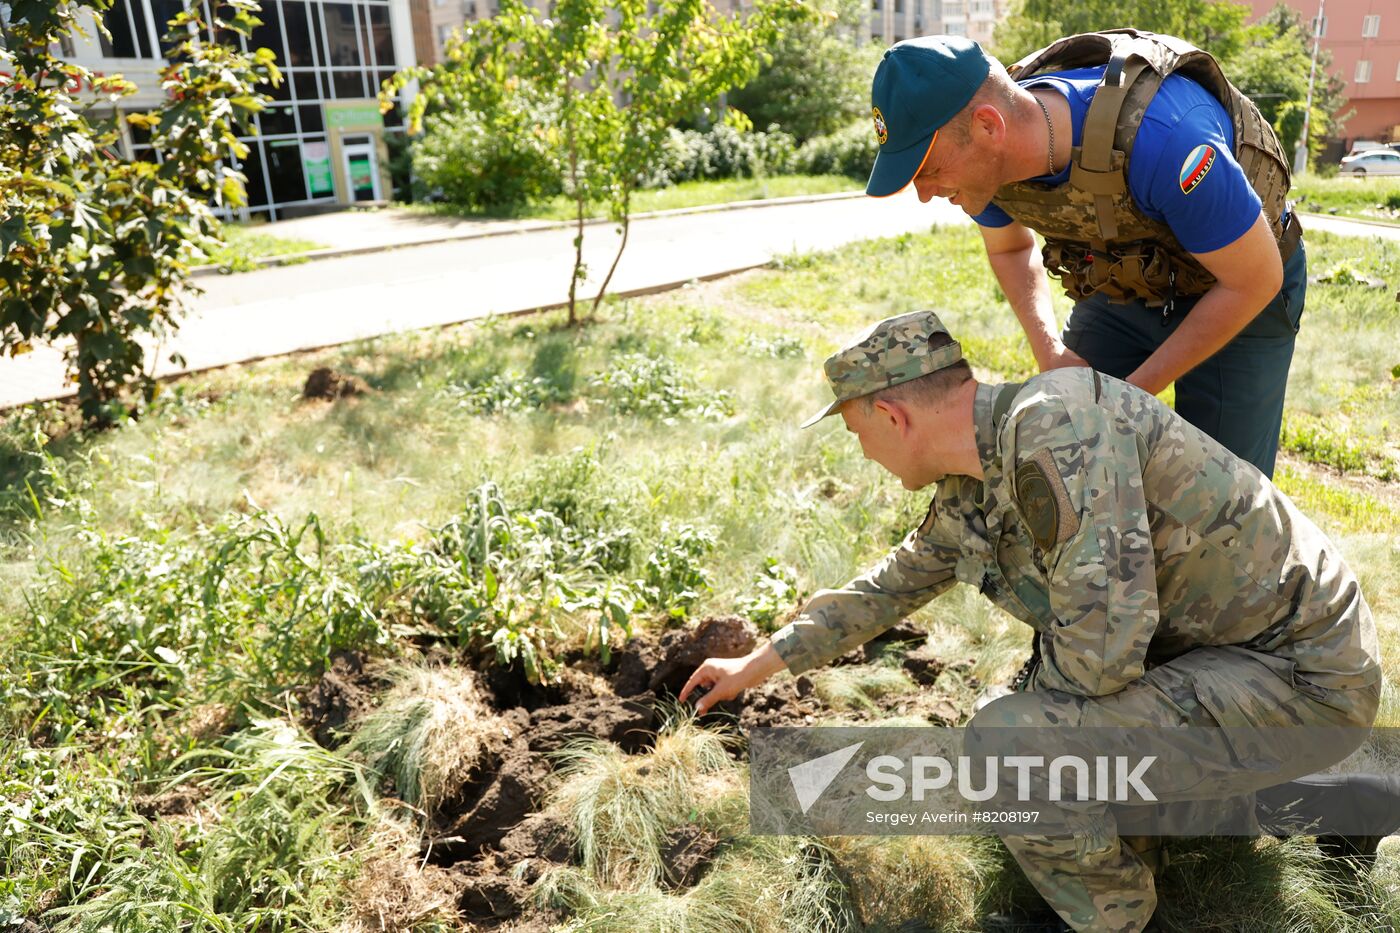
[1062,241,1308,479]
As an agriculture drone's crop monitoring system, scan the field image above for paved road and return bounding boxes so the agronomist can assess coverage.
[0,191,962,408]
[2,199,1395,409]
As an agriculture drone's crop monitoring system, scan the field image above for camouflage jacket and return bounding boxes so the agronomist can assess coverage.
[770,370,1381,697]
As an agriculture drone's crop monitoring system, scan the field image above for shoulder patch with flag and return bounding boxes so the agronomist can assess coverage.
[1178,144,1216,195]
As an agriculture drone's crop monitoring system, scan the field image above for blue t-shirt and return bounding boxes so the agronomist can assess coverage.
[973,67,1262,254]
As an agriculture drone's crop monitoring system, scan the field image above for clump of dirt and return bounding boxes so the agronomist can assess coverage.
[299,650,383,748]
[132,784,210,819]
[901,643,946,686]
[613,615,758,698]
[660,824,721,890]
[737,674,821,730]
[302,366,370,400]
[346,845,464,932]
[835,619,929,666]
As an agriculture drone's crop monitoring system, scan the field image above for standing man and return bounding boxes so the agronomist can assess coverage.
[680,310,1383,932]
[866,31,1305,476]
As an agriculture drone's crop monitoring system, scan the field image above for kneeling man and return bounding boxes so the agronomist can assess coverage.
[682,310,1382,932]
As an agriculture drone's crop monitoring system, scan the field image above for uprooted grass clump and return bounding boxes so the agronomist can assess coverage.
[536,714,858,931]
[549,715,742,890]
[345,664,502,817]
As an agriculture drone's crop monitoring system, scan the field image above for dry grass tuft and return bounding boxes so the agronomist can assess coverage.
[346,663,503,817]
[549,713,742,890]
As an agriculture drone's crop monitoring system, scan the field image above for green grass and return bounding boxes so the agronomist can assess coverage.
[1293,172,1400,225]
[1,219,1398,930]
[197,224,327,272]
[402,173,861,223]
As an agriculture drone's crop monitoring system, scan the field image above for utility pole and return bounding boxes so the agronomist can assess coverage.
[1293,0,1325,175]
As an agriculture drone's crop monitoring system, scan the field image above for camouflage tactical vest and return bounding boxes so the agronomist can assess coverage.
[992,29,1301,307]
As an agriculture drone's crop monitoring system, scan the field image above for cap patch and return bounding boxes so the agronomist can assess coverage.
[873,106,889,146]
[1014,448,1079,552]
[1178,144,1215,195]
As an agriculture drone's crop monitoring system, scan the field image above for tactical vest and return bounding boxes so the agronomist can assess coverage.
[992,29,1301,307]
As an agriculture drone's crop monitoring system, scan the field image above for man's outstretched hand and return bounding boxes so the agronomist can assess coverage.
[679,642,787,715]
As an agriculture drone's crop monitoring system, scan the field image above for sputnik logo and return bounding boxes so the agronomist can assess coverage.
[788,741,864,814]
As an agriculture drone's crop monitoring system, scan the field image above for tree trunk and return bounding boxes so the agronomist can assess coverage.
[565,94,585,327]
[591,187,632,318]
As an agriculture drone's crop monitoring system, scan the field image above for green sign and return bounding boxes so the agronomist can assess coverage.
[302,141,333,196]
[349,154,374,191]
[324,100,383,131]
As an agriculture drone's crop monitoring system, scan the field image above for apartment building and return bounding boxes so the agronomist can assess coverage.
[1246,0,1400,145]
[70,0,418,221]
[868,0,1006,47]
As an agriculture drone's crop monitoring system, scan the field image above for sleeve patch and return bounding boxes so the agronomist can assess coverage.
[1014,447,1080,551]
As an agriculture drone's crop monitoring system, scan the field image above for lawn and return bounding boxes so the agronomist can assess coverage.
[0,222,1397,930]
[1293,172,1400,226]
[195,223,328,273]
[402,173,863,223]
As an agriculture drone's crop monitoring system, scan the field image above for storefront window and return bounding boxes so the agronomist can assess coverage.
[322,3,362,67]
[249,0,286,63]
[367,6,394,66]
[282,1,318,66]
[266,140,309,204]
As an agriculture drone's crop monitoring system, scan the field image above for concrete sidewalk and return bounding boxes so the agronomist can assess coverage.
[2,197,1395,411]
[216,190,869,264]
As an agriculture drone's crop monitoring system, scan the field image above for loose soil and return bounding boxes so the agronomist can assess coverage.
[290,617,975,930]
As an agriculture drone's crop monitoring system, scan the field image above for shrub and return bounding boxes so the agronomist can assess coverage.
[793,121,877,181]
[735,558,800,629]
[412,105,562,214]
[590,353,735,421]
[639,523,717,619]
[646,125,797,188]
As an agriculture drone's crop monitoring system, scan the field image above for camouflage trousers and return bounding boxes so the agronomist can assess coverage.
[969,644,1381,933]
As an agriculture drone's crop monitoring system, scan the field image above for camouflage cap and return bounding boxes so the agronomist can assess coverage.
[801,310,963,428]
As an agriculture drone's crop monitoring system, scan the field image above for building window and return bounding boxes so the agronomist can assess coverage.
[465,0,478,16]
[436,23,451,50]
[1362,14,1380,38]
[101,1,156,58]
[871,0,879,10]
[894,0,902,12]
[1355,59,1372,83]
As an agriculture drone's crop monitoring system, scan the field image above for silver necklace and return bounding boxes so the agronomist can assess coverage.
[1034,93,1056,176]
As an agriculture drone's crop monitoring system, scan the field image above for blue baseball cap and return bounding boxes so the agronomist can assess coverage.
[867,36,992,198]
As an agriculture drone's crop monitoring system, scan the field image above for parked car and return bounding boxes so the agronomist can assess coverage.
[1339,149,1400,175]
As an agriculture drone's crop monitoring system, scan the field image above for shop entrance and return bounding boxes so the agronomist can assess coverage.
[341,135,380,202]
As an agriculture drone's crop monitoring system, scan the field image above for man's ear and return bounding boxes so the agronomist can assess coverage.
[871,398,911,434]
[970,102,1005,145]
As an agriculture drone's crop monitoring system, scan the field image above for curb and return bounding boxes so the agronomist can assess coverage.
[7,262,773,410]
[193,189,866,278]
[1298,210,1400,232]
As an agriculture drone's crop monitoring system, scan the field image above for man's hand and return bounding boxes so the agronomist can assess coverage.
[679,642,787,715]
[1038,342,1089,371]
[1126,211,1284,395]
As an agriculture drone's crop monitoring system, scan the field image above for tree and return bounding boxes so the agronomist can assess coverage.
[0,1,277,424]
[991,0,1252,65]
[388,0,814,325]
[1228,3,1348,167]
[992,1,1348,173]
[727,0,881,143]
